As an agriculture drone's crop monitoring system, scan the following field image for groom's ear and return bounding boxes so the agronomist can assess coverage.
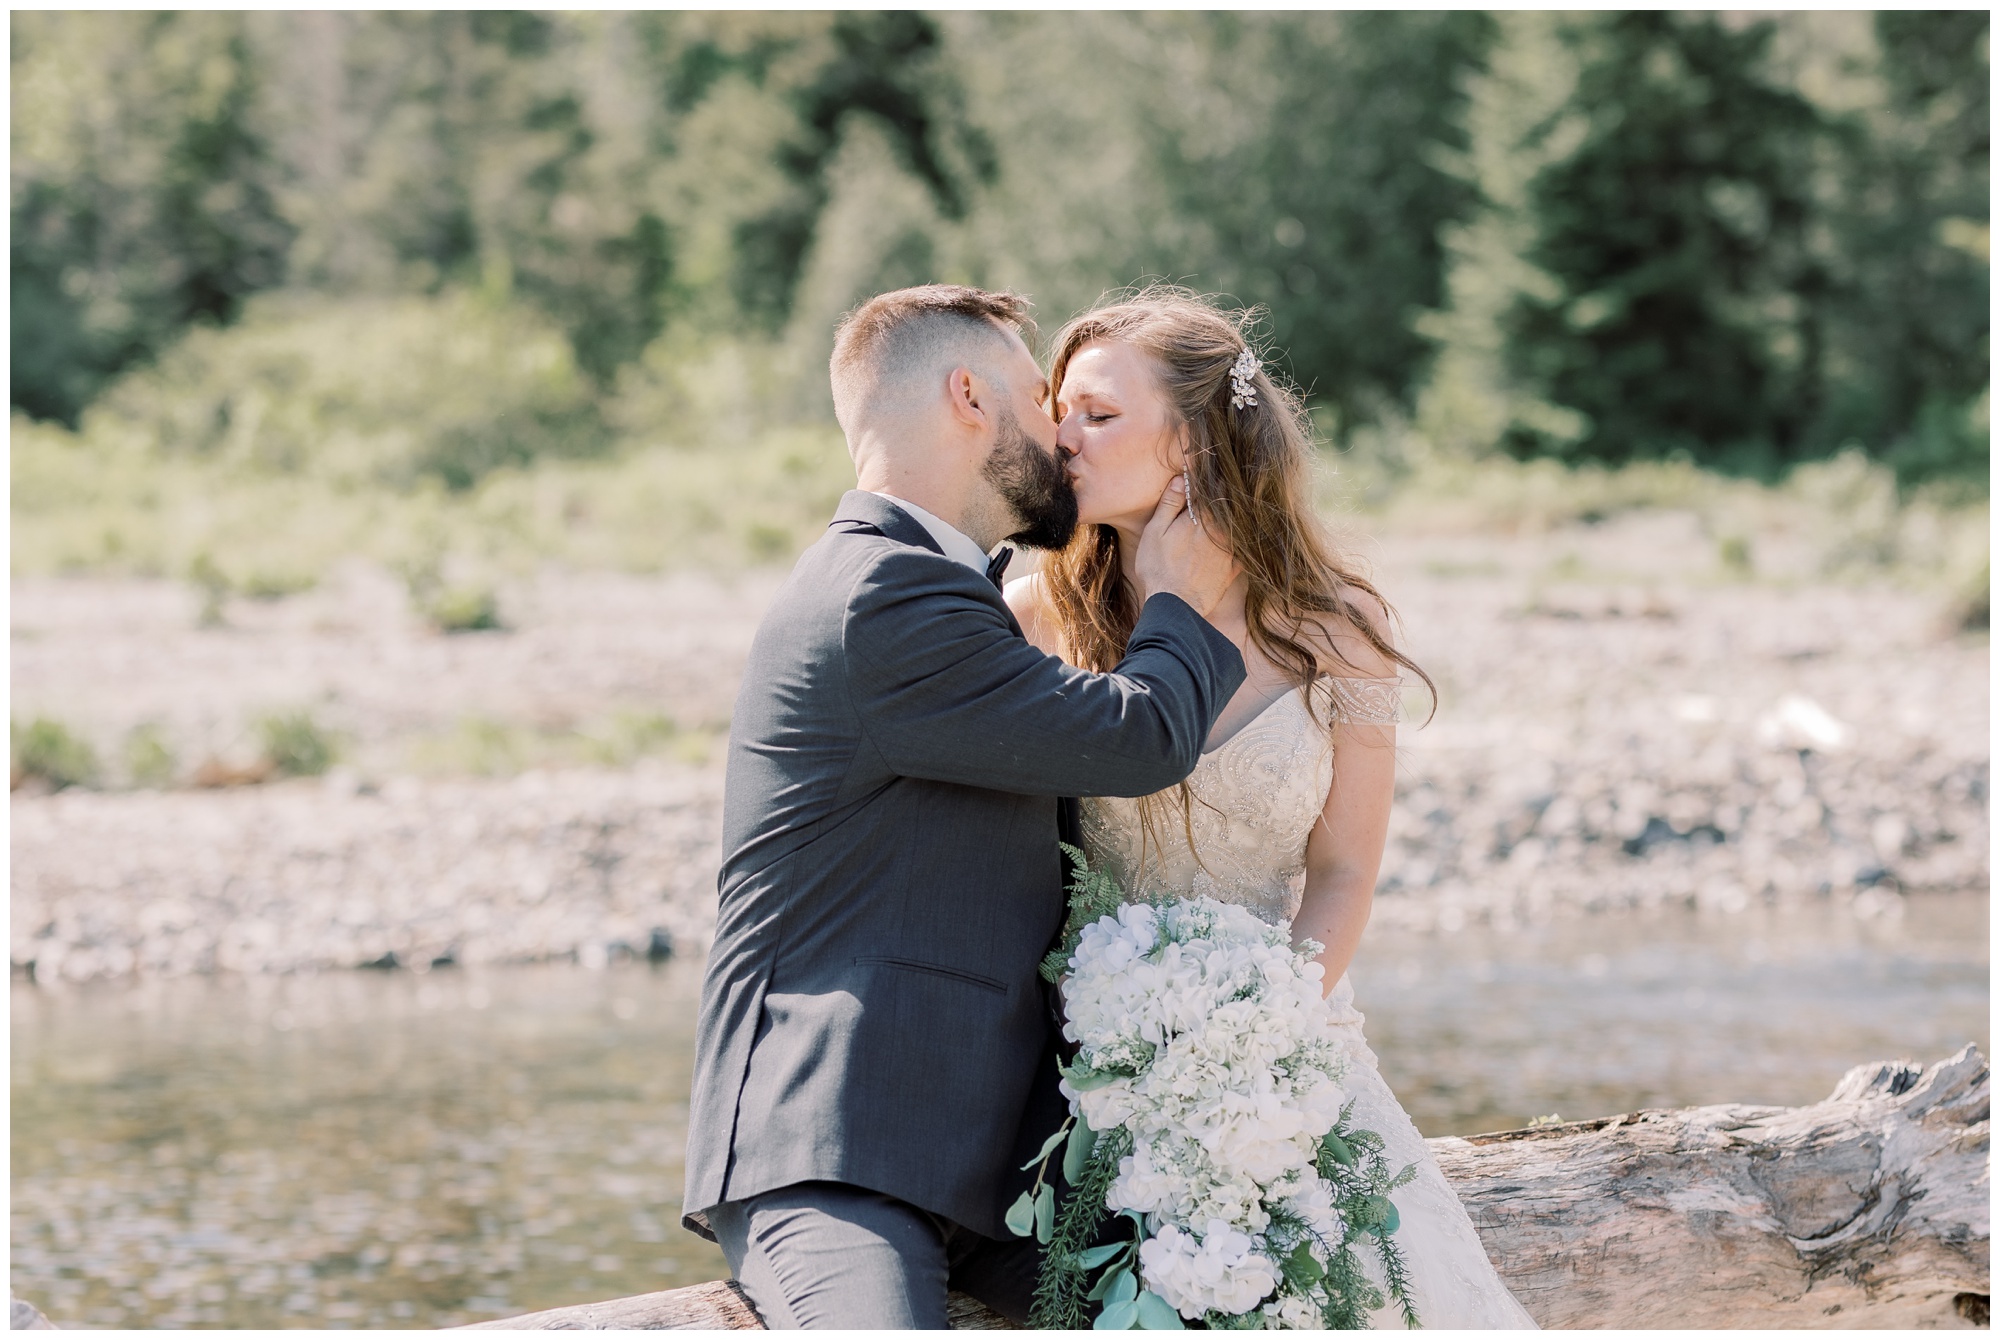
[944,366,989,432]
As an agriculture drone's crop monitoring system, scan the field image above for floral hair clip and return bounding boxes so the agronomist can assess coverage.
[1228,347,1261,410]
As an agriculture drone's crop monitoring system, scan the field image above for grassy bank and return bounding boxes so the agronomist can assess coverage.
[17,416,1986,617]
[10,293,857,597]
[13,412,855,592]
[10,293,1989,617]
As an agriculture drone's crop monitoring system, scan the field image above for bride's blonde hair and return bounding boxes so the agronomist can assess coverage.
[1042,288,1433,868]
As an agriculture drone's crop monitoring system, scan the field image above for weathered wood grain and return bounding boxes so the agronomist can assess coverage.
[464,1046,1994,1330]
[10,1294,59,1330]
[1435,1042,1989,1329]
[457,1280,762,1331]
[453,1281,1015,1331]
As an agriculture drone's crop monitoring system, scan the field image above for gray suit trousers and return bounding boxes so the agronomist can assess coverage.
[709,1180,1041,1329]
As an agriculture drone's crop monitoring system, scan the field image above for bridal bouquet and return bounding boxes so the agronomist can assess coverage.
[1008,848,1418,1330]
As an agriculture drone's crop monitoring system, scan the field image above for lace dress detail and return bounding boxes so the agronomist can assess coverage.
[1080,677,1539,1330]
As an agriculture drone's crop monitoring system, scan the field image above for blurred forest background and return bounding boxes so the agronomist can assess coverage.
[11,10,1990,600]
[11,14,1990,1328]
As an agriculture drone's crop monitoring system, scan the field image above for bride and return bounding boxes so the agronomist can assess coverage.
[1006,288,1537,1329]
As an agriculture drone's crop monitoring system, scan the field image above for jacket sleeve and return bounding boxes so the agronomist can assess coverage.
[842,549,1247,798]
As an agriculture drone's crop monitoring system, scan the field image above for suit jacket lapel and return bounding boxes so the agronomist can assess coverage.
[827,489,1024,637]
[829,490,946,557]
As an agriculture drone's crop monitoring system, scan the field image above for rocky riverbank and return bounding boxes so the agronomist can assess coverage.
[11,513,1988,982]
[1366,539,1988,932]
[12,765,722,981]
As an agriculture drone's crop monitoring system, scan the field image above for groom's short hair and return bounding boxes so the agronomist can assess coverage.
[830,285,1035,428]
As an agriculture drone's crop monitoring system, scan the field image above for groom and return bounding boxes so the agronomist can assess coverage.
[682,285,1245,1328]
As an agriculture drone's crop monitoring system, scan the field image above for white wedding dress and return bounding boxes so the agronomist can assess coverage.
[1081,678,1539,1330]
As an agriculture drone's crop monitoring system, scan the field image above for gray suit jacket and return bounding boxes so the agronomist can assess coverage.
[683,490,1246,1240]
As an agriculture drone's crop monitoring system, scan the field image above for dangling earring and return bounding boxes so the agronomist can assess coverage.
[1183,470,1202,533]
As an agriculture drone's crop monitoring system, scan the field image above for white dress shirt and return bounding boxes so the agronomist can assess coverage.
[870,492,993,577]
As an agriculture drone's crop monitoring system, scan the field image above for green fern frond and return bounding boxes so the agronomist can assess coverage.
[1039,842,1128,983]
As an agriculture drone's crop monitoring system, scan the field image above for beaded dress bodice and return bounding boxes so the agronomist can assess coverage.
[1079,676,1402,927]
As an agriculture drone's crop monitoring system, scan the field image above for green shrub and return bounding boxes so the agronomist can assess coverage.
[426,586,505,634]
[238,569,317,601]
[579,711,683,767]
[187,551,231,627]
[406,716,533,778]
[745,523,794,560]
[12,717,98,790]
[258,711,336,777]
[124,723,177,788]
[1953,563,1989,634]
[83,292,611,492]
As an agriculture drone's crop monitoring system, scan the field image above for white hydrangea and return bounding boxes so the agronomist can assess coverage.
[1059,896,1363,1326]
[1265,1291,1325,1329]
[1140,1220,1280,1319]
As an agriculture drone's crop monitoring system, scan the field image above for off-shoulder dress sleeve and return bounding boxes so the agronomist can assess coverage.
[1321,675,1405,725]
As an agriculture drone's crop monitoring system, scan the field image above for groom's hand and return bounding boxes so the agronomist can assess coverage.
[1134,476,1239,618]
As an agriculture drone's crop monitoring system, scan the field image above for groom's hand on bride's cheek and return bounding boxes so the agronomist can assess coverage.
[1135,476,1239,618]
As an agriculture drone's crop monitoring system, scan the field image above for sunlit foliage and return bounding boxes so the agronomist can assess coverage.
[9,11,1988,490]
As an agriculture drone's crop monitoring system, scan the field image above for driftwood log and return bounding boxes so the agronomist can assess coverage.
[462,1045,1988,1331]
[1434,1042,1988,1329]
[9,1295,58,1330]
[456,1285,1016,1332]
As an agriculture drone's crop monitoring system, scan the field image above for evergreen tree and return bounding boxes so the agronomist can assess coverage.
[1501,13,1831,472]
[1412,12,1592,462]
[725,12,995,331]
[1152,13,1495,423]
[928,13,1492,432]
[1821,12,1988,490]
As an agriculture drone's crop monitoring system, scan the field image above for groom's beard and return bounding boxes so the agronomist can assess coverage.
[984,409,1079,551]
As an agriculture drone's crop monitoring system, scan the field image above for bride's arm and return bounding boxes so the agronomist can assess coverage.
[1296,717,1395,989]
[1294,595,1399,989]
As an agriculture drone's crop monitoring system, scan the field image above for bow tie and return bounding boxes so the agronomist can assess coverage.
[984,546,1014,590]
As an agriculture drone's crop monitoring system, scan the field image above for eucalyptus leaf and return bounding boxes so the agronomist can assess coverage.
[1062,1066,1120,1092]
[1282,1240,1325,1288]
[1021,1119,1073,1171]
[1094,1299,1139,1331]
[1034,1183,1056,1244]
[1106,1267,1138,1307]
[1062,1114,1097,1184]
[1135,1291,1185,1330]
[1321,1132,1355,1166]
[1076,1242,1126,1269]
[1381,1200,1401,1235]
[1004,1189,1036,1238]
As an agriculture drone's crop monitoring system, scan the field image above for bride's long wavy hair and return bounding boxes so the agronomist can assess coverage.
[1041,288,1434,870]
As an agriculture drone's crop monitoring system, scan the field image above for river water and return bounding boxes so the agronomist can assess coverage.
[12,893,1987,1329]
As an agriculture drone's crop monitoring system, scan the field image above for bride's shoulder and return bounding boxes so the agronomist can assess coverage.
[1003,571,1061,654]
[1299,585,1398,681]
[1002,569,1045,621]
